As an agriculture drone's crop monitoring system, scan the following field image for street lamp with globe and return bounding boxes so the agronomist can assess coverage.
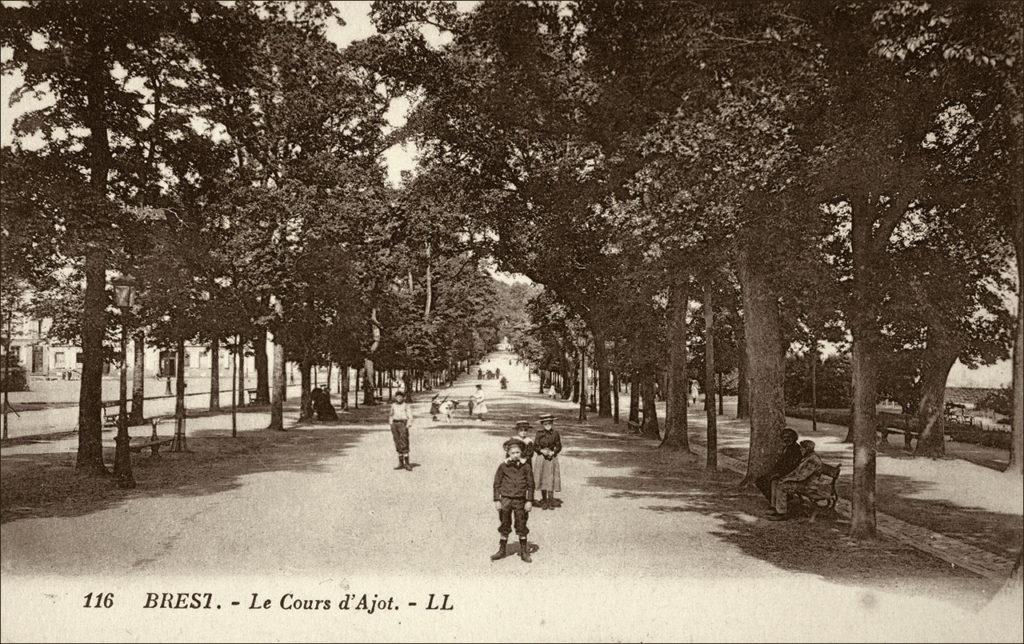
[111,275,137,488]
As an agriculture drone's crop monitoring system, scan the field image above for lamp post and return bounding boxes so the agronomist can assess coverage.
[112,275,137,489]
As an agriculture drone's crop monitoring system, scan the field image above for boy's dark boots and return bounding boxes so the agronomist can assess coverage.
[490,540,508,561]
[403,455,413,471]
[394,456,404,470]
[518,539,531,563]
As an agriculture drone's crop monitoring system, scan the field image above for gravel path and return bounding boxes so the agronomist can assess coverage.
[1,352,1020,642]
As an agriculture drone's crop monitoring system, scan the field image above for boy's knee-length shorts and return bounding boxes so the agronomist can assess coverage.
[391,420,409,455]
[497,497,529,538]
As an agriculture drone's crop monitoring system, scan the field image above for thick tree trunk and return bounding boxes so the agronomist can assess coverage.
[628,370,640,424]
[809,342,818,432]
[848,195,884,539]
[129,330,146,425]
[1008,256,1024,477]
[738,253,786,484]
[402,370,413,400]
[353,368,360,409]
[850,334,879,538]
[641,366,660,439]
[254,327,269,405]
[173,338,187,451]
[612,370,620,424]
[364,308,381,405]
[717,372,724,416]
[704,286,717,470]
[341,366,350,410]
[268,332,286,431]
[595,335,612,417]
[363,362,376,405]
[579,348,587,421]
[237,337,246,406]
[76,66,111,473]
[209,337,220,412]
[299,358,312,421]
[736,324,749,419]
[76,246,108,473]
[662,278,690,450]
[560,353,571,400]
[915,340,959,457]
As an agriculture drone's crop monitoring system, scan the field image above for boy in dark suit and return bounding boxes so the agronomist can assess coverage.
[491,438,535,563]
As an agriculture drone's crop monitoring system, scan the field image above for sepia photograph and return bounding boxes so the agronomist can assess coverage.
[0,0,1022,642]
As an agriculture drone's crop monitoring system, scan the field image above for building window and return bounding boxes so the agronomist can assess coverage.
[76,353,83,364]
[54,352,65,368]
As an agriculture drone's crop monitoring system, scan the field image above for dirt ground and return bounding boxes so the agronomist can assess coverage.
[1,353,1020,642]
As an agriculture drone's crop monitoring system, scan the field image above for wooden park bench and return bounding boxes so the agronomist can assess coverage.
[102,402,119,428]
[792,463,840,521]
[627,420,643,435]
[128,416,175,457]
[877,424,920,449]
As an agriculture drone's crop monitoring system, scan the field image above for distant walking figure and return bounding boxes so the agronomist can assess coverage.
[471,384,488,421]
[389,391,414,471]
[430,394,441,421]
[534,414,562,508]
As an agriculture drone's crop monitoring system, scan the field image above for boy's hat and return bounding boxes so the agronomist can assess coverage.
[503,437,526,451]
[539,414,555,423]
[515,420,531,428]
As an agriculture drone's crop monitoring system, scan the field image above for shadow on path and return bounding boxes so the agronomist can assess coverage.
[478,397,997,605]
[1,401,381,525]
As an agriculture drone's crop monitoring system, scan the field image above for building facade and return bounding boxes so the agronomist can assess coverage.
[6,315,259,381]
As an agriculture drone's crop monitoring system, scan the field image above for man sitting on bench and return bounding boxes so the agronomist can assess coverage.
[755,428,803,502]
[767,440,823,521]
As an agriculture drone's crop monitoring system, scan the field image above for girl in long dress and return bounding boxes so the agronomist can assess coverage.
[471,384,488,421]
[533,414,562,508]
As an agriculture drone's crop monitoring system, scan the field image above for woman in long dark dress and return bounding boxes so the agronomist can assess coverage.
[533,414,562,509]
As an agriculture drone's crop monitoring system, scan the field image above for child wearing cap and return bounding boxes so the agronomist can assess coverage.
[389,391,414,471]
[491,438,535,563]
[510,420,535,460]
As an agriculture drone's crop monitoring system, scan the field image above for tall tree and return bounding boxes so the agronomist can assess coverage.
[1,0,243,472]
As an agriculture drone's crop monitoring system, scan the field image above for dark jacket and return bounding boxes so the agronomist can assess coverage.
[493,459,535,501]
[534,429,562,459]
[770,443,804,478]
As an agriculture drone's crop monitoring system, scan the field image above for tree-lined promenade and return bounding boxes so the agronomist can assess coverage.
[0,0,1021,584]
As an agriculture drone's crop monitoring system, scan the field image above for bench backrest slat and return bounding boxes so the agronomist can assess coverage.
[821,463,840,479]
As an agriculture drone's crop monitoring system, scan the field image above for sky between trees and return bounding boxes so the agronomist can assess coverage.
[0,0,1011,388]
